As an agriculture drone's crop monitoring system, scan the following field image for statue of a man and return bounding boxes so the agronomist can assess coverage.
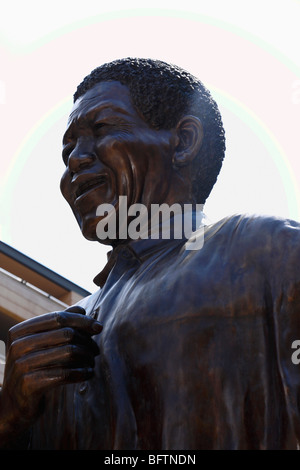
[1,58,300,450]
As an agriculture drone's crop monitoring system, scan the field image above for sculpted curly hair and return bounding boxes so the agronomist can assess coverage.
[74,58,226,204]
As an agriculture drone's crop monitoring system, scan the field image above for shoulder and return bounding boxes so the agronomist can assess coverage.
[203,213,300,248]
[207,212,300,236]
[183,213,300,270]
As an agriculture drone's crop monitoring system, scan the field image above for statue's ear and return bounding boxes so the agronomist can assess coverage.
[172,115,203,168]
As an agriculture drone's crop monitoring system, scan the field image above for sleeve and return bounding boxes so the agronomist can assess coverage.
[267,217,300,443]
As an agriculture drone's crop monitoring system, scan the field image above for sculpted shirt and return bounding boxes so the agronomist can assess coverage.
[29,214,300,449]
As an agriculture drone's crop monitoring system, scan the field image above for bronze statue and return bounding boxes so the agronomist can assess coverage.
[1,58,300,450]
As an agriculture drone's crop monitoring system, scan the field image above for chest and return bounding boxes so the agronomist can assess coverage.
[94,246,266,378]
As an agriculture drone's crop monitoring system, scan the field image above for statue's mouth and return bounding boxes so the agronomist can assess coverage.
[75,175,107,199]
[71,173,108,202]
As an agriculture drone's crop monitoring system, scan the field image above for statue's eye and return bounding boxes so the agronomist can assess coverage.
[94,122,108,134]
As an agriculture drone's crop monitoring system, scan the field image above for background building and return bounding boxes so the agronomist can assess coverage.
[0,242,90,384]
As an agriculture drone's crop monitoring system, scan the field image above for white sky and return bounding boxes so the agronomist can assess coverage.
[1,0,300,293]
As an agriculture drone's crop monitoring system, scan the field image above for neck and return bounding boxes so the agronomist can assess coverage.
[107,202,205,248]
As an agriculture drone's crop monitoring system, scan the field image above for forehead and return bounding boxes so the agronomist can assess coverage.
[67,80,138,125]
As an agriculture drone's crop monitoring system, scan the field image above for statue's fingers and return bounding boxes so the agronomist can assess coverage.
[14,344,96,374]
[7,328,99,363]
[7,308,102,347]
[22,367,94,395]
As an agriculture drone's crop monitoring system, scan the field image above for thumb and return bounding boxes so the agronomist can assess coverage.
[65,306,86,315]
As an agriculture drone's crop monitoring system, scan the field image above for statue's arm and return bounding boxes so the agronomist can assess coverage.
[264,218,300,441]
[0,306,102,449]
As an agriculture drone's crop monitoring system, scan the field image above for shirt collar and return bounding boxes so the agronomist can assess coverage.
[93,238,182,287]
[93,209,207,287]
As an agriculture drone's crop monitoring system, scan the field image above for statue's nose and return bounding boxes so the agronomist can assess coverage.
[67,138,96,176]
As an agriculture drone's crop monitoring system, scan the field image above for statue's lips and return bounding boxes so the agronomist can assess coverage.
[72,174,108,201]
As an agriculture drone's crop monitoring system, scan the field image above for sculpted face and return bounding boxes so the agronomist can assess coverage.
[60,81,177,243]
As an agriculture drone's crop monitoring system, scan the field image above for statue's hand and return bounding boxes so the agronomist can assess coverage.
[0,306,102,445]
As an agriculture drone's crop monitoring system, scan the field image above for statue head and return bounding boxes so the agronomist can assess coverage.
[60,58,225,243]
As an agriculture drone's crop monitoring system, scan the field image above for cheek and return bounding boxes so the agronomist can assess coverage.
[96,137,133,168]
[95,133,173,200]
[96,138,137,191]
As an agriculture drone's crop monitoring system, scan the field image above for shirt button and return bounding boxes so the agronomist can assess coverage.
[78,382,88,395]
[90,309,98,320]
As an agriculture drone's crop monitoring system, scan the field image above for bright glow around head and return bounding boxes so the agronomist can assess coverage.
[1,0,300,291]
